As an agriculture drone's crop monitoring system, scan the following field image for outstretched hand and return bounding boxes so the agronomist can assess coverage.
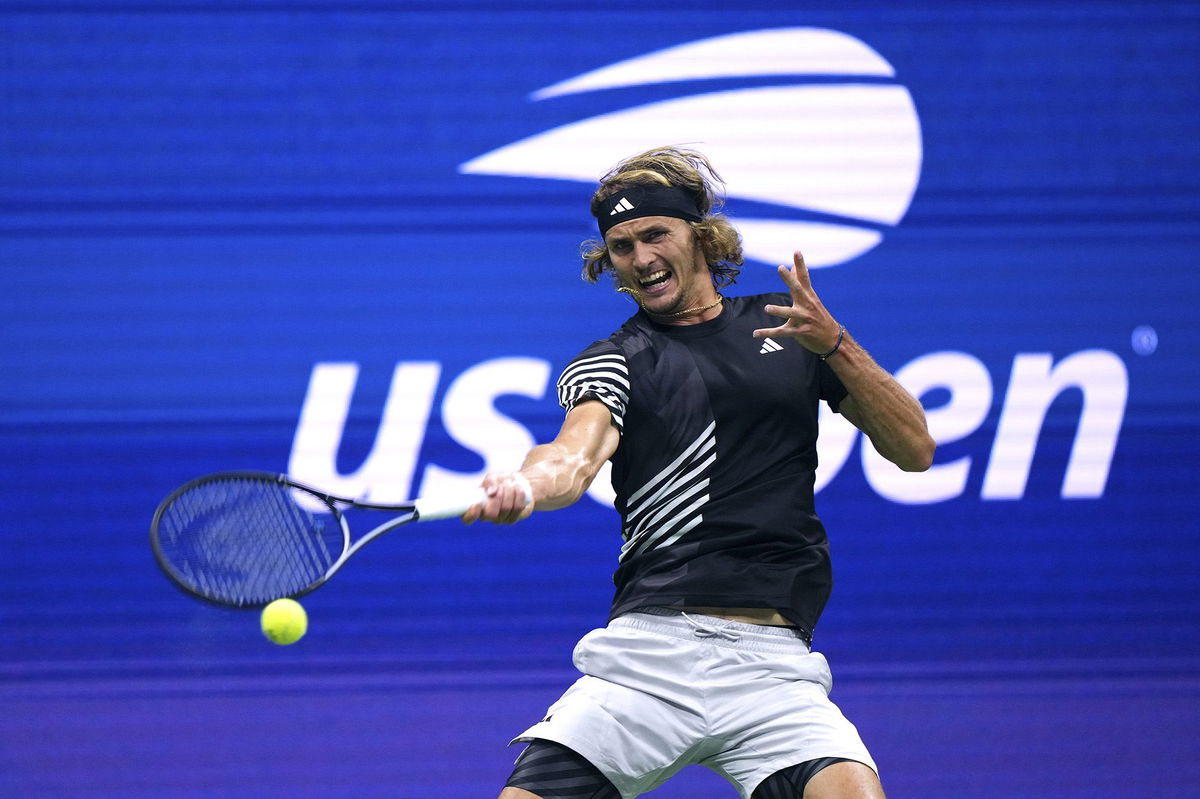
[752,251,842,355]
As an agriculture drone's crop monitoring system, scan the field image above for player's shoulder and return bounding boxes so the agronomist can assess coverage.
[568,313,651,360]
[560,331,629,386]
[567,335,624,364]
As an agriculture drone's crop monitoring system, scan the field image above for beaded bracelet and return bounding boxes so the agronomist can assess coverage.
[818,324,846,361]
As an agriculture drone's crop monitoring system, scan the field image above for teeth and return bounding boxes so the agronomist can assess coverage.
[640,270,670,286]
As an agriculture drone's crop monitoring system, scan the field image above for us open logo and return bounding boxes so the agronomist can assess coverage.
[292,30,1126,506]
[459,27,923,268]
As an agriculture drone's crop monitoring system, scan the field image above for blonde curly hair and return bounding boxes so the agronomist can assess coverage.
[581,146,744,287]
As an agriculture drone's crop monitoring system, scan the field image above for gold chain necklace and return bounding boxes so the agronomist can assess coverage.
[659,294,724,318]
[619,287,724,319]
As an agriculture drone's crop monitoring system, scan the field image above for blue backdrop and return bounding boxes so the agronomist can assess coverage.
[3,2,1198,797]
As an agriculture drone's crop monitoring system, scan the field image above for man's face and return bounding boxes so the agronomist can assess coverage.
[605,215,715,318]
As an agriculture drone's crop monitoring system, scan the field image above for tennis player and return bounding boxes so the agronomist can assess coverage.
[466,147,934,799]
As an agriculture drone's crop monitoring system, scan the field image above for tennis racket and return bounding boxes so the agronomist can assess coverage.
[150,470,487,608]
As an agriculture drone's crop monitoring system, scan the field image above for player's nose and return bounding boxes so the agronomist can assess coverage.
[631,241,656,269]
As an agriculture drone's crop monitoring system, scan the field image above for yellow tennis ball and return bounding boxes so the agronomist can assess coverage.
[260,598,308,645]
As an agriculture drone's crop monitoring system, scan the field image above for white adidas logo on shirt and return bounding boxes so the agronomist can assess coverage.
[758,337,783,354]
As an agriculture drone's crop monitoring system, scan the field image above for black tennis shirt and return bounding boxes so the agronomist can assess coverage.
[557,293,848,642]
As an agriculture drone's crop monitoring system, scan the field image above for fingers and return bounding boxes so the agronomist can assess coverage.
[791,250,812,288]
[754,303,798,339]
[463,472,534,525]
[760,249,840,352]
[775,251,812,292]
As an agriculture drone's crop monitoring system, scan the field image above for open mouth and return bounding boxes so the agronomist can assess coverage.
[639,269,672,291]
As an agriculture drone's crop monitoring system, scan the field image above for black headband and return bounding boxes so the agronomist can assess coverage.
[595,184,703,237]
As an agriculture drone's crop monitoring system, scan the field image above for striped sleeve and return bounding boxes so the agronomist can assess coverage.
[556,344,629,432]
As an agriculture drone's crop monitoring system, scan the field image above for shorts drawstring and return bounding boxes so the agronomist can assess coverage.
[681,612,742,643]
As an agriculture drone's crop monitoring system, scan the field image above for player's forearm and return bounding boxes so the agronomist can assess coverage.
[469,402,617,525]
[828,332,934,472]
[519,441,605,510]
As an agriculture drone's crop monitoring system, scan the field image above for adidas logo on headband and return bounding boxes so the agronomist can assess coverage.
[610,197,635,215]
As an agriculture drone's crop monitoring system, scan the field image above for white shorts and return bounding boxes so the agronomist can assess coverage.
[512,608,877,799]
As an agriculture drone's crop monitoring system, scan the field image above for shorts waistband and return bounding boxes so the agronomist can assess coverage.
[612,607,812,654]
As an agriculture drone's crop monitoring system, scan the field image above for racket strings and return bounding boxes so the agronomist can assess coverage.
[157,477,345,606]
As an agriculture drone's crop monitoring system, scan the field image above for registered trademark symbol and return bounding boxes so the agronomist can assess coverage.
[1131,325,1158,356]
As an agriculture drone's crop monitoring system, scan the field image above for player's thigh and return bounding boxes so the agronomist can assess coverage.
[501,739,622,799]
[803,760,885,799]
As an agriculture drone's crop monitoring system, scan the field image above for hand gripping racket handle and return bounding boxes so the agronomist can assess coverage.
[413,475,534,522]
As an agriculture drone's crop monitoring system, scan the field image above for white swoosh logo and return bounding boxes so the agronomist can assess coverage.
[460,27,922,268]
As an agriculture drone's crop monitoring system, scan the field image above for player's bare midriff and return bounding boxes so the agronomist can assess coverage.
[673,606,794,627]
